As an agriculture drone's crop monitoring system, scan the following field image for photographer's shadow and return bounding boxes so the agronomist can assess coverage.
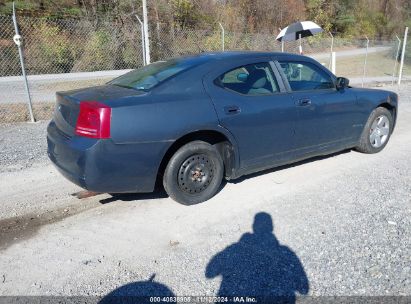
[206,212,309,303]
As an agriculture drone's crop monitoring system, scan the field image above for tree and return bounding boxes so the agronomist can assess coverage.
[305,0,333,32]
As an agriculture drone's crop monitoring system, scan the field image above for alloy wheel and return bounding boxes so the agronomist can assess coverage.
[369,115,390,148]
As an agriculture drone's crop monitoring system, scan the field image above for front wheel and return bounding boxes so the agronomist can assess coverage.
[356,107,393,154]
[163,141,224,205]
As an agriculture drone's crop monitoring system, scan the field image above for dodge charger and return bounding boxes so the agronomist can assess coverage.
[47,52,398,205]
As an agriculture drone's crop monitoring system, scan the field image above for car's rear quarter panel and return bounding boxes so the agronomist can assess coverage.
[110,95,218,144]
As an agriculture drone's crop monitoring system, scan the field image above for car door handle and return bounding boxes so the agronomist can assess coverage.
[224,105,241,115]
[298,98,312,106]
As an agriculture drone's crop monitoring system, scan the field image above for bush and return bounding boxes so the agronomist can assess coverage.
[72,29,115,72]
[28,22,77,74]
[204,31,223,51]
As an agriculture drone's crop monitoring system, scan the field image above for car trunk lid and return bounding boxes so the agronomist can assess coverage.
[53,84,144,137]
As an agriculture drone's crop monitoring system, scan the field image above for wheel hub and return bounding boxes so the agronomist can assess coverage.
[191,168,205,181]
[178,154,214,194]
[369,115,389,148]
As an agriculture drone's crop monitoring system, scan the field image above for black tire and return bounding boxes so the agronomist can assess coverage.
[163,141,224,205]
[355,107,393,154]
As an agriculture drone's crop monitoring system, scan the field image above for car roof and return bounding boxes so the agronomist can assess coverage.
[175,51,309,63]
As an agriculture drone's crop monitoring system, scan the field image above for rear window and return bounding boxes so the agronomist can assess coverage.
[109,58,201,91]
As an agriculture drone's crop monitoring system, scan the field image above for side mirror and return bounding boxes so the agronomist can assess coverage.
[336,77,349,90]
[237,73,248,82]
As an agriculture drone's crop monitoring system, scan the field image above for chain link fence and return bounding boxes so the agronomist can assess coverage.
[0,15,409,123]
[0,15,144,123]
[150,27,407,86]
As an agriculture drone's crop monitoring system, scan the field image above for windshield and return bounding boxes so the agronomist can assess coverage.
[108,59,197,91]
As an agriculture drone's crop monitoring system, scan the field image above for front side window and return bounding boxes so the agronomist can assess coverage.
[215,62,280,96]
[279,61,334,91]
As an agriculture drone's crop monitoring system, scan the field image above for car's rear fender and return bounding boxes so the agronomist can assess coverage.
[154,126,241,183]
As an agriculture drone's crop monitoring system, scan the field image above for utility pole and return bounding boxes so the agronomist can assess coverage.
[142,0,151,64]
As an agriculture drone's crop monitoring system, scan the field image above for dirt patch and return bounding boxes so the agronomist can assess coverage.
[0,194,103,251]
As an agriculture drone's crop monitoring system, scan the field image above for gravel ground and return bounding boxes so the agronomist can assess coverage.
[0,84,410,300]
[0,121,48,173]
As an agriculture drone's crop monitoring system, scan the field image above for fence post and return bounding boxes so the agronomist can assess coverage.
[362,36,369,88]
[398,27,409,87]
[392,35,401,85]
[329,31,334,69]
[12,3,35,123]
[218,22,225,51]
[135,15,147,66]
[142,0,150,64]
[331,52,336,74]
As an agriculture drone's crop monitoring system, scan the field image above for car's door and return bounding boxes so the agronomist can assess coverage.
[276,60,360,155]
[203,59,297,171]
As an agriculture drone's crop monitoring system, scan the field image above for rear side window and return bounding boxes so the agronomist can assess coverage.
[215,62,280,96]
[279,61,334,91]
[109,59,199,91]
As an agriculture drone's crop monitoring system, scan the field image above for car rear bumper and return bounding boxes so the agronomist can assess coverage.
[47,121,166,193]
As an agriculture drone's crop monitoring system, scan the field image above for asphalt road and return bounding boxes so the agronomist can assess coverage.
[0,84,410,299]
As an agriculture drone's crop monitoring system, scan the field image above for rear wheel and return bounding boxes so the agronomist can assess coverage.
[163,141,224,205]
[356,107,393,154]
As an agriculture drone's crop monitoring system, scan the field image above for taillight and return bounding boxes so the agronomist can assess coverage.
[75,101,111,139]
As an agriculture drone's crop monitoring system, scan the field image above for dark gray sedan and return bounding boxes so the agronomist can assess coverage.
[47,52,398,205]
